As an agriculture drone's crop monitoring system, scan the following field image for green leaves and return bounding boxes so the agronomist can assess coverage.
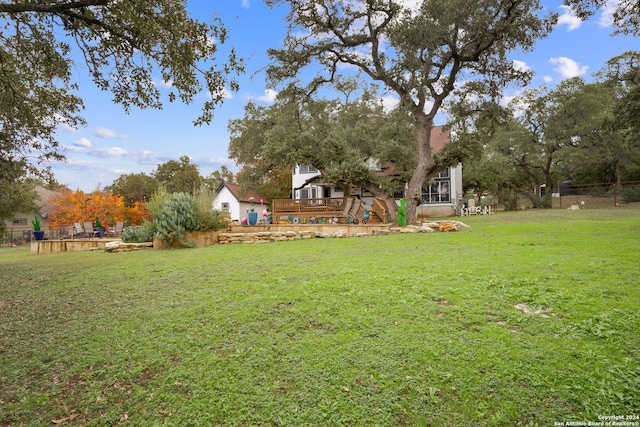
[150,189,228,246]
[153,192,201,245]
[0,0,243,177]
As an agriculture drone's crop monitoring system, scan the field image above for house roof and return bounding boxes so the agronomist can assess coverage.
[376,126,451,176]
[430,126,451,154]
[217,181,269,204]
[35,186,62,218]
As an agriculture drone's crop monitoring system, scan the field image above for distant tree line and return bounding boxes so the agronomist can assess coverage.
[451,51,640,208]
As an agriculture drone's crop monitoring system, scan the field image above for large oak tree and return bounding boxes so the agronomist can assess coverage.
[264,0,555,223]
[229,83,418,220]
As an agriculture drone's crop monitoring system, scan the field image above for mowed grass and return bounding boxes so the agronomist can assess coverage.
[1,207,639,426]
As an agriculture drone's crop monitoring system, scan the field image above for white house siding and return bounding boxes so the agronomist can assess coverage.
[291,163,463,218]
[212,186,270,223]
[212,187,241,221]
[292,165,322,199]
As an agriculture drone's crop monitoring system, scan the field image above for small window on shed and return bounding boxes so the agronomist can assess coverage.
[221,202,230,210]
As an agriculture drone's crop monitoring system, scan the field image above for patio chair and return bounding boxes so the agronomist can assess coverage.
[337,197,354,223]
[322,197,353,224]
[73,222,85,238]
[348,199,363,223]
[105,221,124,238]
[464,199,481,215]
[83,221,97,238]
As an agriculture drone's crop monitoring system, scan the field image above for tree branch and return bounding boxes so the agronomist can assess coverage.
[0,0,113,14]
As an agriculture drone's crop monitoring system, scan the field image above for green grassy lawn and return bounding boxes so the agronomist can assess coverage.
[1,207,639,426]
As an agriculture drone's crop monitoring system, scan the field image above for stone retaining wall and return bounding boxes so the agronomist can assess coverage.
[217,221,470,244]
[31,221,470,253]
[31,238,121,254]
[218,230,316,244]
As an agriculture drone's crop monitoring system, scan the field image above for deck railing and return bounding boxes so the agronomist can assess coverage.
[372,198,390,223]
[272,197,390,223]
[272,197,349,214]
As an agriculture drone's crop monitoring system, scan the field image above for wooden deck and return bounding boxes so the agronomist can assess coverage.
[271,197,386,224]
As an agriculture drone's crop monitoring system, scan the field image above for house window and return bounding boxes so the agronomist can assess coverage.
[221,202,230,210]
[421,169,451,204]
[12,218,27,226]
[298,165,318,174]
[299,187,317,199]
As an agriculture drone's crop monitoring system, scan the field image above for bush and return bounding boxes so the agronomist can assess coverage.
[498,189,515,211]
[146,187,170,219]
[153,192,200,246]
[146,188,230,247]
[621,186,640,203]
[122,220,155,243]
[194,186,230,231]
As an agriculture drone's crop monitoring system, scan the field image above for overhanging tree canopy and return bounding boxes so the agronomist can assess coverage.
[0,0,243,176]
[564,0,639,36]
[264,0,556,223]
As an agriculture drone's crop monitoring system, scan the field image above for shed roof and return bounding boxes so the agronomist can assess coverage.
[217,181,269,204]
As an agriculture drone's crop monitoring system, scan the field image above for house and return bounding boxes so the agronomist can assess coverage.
[291,126,463,218]
[212,181,270,223]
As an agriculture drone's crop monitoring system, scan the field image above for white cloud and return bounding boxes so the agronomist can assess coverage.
[598,0,618,28]
[130,150,173,165]
[255,89,278,103]
[381,95,400,111]
[556,5,582,31]
[208,87,234,101]
[397,0,420,13]
[50,113,79,133]
[57,122,78,133]
[513,60,531,72]
[95,127,128,139]
[543,75,554,83]
[155,78,173,88]
[74,137,92,148]
[104,147,127,157]
[241,0,250,8]
[193,156,237,168]
[550,57,588,79]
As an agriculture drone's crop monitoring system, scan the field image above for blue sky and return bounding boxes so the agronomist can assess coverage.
[48,0,638,192]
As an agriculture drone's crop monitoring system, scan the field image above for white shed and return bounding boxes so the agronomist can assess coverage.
[212,181,269,223]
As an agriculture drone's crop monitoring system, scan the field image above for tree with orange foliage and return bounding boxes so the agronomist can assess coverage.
[48,189,150,228]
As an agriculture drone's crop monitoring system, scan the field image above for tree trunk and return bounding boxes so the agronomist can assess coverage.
[541,156,554,208]
[505,181,542,208]
[405,113,435,224]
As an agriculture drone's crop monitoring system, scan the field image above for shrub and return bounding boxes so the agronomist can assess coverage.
[194,186,230,231]
[147,189,230,247]
[621,186,640,203]
[122,220,155,243]
[153,192,201,246]
[145,187,170,219]
[498,189,515,211]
